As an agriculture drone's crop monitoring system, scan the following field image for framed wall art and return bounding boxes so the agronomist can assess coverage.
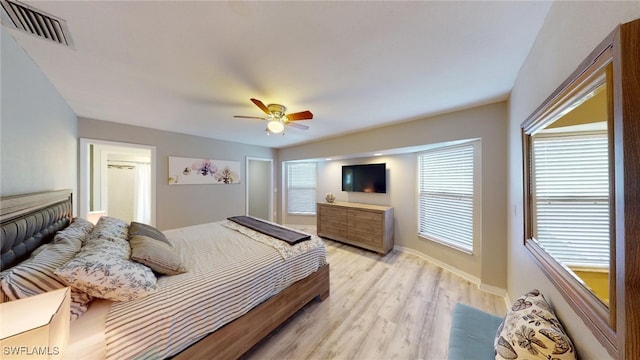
[168,156,240,185]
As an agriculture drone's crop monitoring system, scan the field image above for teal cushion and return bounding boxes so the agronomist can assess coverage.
[447,303,503,360]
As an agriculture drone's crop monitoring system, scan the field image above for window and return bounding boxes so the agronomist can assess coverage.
[531,132,609,268]
[286,162,317,215]
[417,141,479,253]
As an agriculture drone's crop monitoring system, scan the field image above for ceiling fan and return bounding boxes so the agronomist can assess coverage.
[234,98,313,135]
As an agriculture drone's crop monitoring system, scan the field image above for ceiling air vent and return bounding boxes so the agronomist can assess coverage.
[1,0,73,47]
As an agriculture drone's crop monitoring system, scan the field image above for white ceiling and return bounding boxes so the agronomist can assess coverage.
[4,1,552,149]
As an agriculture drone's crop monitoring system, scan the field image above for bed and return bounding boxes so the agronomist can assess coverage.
[0,190,330,359]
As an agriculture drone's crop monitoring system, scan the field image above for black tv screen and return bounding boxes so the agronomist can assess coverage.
[342,163,386,193]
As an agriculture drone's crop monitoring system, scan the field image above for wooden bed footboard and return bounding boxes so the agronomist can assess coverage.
[173,263,330,360]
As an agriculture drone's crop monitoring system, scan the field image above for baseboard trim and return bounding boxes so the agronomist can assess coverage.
[394,245,507,298]
[479,283,508,298]
[504,293,513,309]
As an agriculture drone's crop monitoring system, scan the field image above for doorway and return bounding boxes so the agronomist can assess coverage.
[246,157,273,221]
[80,139,157,225]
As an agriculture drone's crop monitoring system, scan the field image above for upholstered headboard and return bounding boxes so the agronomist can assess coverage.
[0,190,73,271]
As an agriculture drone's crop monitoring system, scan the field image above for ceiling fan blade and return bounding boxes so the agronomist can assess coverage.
[234,115,267,120]
[286,122,309,130]
[286,110,313,121]
[250,98,271,115]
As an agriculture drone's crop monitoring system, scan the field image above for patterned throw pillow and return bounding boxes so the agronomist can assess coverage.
[87,216,129,243]
[55,229,157,302]
[494,289,576,360]
[0,220,95,320]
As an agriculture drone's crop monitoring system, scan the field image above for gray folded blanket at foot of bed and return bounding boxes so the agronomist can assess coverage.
[227,216,311,245]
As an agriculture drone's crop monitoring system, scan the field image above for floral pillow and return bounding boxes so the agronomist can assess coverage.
[495,289,576,360]
[55,232,157,302]
[87,216,129,244]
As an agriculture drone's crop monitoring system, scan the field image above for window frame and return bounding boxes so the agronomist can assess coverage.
[285,161,317,215]
[531,130,610,269]
[416,140,481,254]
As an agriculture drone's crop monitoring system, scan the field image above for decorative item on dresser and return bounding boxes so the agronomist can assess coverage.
[324,192,335,203]
[317,201,394,255]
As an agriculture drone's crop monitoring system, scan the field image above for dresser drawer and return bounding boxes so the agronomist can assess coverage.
[322,216,346,228]
[320,224,347,238]
[347,209,382,223]
[350,219,382,233]
[347,228,382,246]
[320,205,347,219]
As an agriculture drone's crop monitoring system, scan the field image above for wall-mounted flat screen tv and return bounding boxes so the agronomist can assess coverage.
[342,163,386,193]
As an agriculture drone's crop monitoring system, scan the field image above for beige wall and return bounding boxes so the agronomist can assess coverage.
[508,2,640,359]
[78,118,275,230]
[278,101,508,290]
[0,28,78,202]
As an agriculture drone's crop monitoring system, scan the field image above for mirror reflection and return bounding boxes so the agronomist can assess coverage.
[529,80,610,306]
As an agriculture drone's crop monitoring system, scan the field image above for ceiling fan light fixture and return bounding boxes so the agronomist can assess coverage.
[236,98,312,134]
[267,104,286,117]
[267,120,285,134]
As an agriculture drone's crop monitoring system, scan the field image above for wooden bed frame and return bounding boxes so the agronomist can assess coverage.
[174,263,329,360]
[0,190,330,359]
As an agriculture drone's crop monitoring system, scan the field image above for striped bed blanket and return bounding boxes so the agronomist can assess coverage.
[103,221,327,360]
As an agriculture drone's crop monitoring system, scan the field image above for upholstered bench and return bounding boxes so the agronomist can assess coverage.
[447,290,578,360]
[447,303,502,360]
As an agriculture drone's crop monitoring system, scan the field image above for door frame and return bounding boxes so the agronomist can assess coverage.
[79,138,157,225]
[245,157,274,221]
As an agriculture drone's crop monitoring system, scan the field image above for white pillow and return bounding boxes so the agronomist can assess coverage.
[55,217,95,244]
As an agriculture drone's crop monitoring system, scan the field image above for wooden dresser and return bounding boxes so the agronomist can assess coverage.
[317,202,394,255]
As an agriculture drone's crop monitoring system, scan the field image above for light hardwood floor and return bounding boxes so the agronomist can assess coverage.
[242,226,506,360]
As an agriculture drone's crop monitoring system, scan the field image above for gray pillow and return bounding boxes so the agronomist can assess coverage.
[130,235,187,276]
[129,222,171,246]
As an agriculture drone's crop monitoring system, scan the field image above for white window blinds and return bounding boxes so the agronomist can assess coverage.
[532,132,609,268]
[287,162,317,215]
[418,143,476,253]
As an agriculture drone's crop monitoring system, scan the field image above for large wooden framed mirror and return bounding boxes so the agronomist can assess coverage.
[521,19,639,359]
